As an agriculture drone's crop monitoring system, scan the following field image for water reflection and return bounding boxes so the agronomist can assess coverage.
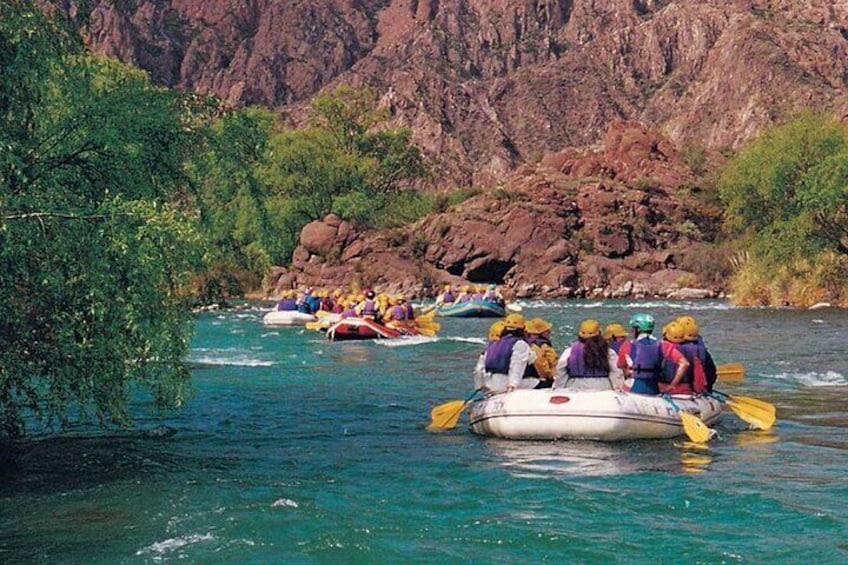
[483,437,714,478]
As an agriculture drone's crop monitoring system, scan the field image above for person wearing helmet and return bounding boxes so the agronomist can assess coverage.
[524,318,557,388]
[659,320,700,394]
[555,319,625,391]
[603,322,628,354]
[355,289,381,321]
[456,285,474,303]
[482,283,505,306]
[434,284,455,306]
[621,313,689,395]
[476,313,537,393]
[275,289,298,311]
[674,315,717,393]
[473,320,507,390]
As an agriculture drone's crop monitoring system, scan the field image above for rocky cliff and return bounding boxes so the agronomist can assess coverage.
[44,0,848,297]
[54,0,848,187]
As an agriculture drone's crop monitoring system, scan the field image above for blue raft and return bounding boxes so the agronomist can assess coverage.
[436,299,506,318]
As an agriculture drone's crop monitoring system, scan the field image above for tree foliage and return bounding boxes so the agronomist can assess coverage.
[194,86,429,293]
[0,3,204,437]
[718,112,848,305]
[718,112,848,262]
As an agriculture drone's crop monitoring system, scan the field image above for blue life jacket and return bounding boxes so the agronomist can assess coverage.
[566,341,610,378]
[485,335,521,374]
[630,335,661,381]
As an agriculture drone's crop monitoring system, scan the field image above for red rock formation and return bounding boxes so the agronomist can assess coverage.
[270,121,723,298]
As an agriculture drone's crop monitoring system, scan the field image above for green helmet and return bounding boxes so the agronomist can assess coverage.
[629,313,655,332]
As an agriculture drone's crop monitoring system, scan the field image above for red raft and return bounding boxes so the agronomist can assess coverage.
[326,317,420,341]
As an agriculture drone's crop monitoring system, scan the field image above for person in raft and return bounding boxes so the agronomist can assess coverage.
[275,289,298,311]
[554,319,625,391]
[675,315,718,393]
[524,317,558,389]
[434,284,455,306]
[603,322,628,354]
[659,320,706,395]
[472,314,536,394]
[618,313,689,395]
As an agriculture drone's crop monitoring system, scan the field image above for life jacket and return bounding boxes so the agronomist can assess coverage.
[276,298,297,311]
[387,304,406,321]
[441,291,455,303]
[318,298,333,312]
[483,291,499,302]
[524,335,553,378]
[296,300,312,314]
[566,341,610,378]
[609,337,625,354]
[360,299,379,318]
[679,340,711,393]
[457,293,472,303]
[630,335,662,381]
[402,303,415,319]
[484,335,521,374]
[661,340,694,391]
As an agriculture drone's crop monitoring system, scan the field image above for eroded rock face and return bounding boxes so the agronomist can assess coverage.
[271,121,723,299]
[50,0,848,188]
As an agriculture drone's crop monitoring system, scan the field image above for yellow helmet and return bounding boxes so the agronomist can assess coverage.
[503,313,526,330]
[578,319,601,339]
[488,320,506,341]
[664,320,686,344]
[677,315,699,341]
[603,323,627,340]
[525,317,552,334]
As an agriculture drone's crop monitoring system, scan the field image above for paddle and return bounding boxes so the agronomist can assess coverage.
[663,395,714,443]
[716,362,745,382]
[506,303,523,312]
[427,389,481,432]
[711,390,776,430]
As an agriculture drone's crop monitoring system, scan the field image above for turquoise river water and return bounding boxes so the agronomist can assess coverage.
[1,300,847,564]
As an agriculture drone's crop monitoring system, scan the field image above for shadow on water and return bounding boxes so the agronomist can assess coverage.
[0,426,235,496]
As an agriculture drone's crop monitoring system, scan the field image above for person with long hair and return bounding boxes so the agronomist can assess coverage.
[555,319,624,391]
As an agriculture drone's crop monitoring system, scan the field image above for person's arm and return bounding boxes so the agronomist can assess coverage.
[507,341,536,391]
[472,352,487,391]
[664,345,690,389]
[607,349,625,390]
[554,346,572,385]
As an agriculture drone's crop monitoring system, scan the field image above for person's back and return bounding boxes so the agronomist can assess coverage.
[524,318,557,388]
[480,314,536,393]
[555,319,624,391]
[624,314,663,395]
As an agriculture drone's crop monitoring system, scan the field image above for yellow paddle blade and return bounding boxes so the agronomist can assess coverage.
[717,362,745,382]
[679,412,713,443]
[726,396,776,430]
[314,310,332,319]
[417,308,437,323]
[305,321,325,331]
[427,400,467,431]
[415,320,441,337]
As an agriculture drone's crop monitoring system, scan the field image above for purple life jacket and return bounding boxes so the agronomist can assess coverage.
[441,291,455,303]
[388,305,406,321]
[485,335,521,374]
[276,298,297,311]
[566,341,610,378]
[361,299,379,317]
[630,336,661,381]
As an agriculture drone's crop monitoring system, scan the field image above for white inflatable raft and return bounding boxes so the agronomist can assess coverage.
[261,310,317,326]
[467,389,723,441]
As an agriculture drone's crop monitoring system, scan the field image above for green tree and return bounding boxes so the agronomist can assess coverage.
[0,3,204,437]
[718,112,848,305]
[718,112,848,262]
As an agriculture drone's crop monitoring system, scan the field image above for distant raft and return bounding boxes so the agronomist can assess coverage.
[325,317,421,341]
[467,389,723,441]
[262,310,317,326]
[436,299,506,318]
